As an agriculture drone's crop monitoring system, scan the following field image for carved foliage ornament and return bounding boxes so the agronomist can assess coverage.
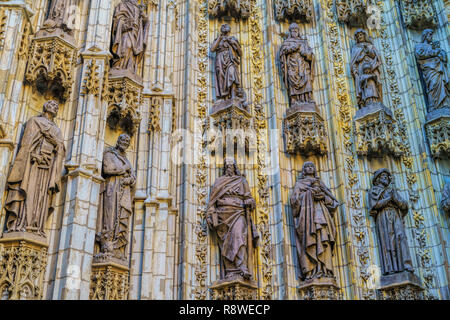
[208,0,250,19]
[275,0,313,23]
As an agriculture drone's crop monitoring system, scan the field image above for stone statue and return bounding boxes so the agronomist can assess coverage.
[206,158,259,281]
[96,134,136,261]
[43,0,78,34]
[290,162,339,281]
[279,23,315,107]
[441,182,450,214]
[369,169,414,275]
[415,29,449,112]
[111,0,149,75]
[351,29,384,108]
[4,100,65,237]
[211,24,243,101]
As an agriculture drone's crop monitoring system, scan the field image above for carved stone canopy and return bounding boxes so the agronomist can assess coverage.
[425,108,450,159]
[25,29,77,102]
[208,0,250,19]
[336,0,368,27]
[401,0,437,30]
[274,0,314,23]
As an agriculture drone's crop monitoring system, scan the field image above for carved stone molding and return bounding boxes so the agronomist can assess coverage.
[298,277,341,300]
[400,0,437,30]
[208,0,250,19]
[148,96,162,132]
[90,261,130,300]
[335,0,368,27]
[354,103,404,158]
[105,70,143,136]
[210,278,258,300]
[0,232,48,300]
[24,29,77,102]
[284,103,327,155]
[378,271,424,300]
[425,110,449,159]
[274,0,313,23]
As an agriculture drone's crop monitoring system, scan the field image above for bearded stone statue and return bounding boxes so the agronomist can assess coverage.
[4,100,65,237]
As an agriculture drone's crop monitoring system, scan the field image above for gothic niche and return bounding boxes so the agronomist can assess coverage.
[207,158,259,300]
[400,0,437,31]
[415,29,449,159]
[106,0,149,136]
[335,0,368,27]
[289,162,340,300]
[350,29,403,158]
[280,23,327,156]
[25,0,78,102]
[369,169,424,300]
[274,0,313,23]
[208,0,250,20]
[210,24,252,153]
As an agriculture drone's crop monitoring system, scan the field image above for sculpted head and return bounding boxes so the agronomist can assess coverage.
[221,24,231,36]
[373,168,392,187]
[289,23,300,39]
[421,29,434,43]
[301,161,317,178]
[355,29,369,43]
[43,100,59,119]
[116,134,131,153]
[223,157,241,177]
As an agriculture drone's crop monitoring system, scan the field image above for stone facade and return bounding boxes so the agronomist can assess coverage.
[0,0,448,301]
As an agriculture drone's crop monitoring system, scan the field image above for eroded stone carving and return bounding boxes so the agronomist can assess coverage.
[90,264,130,300]
[207,158,259,282]
[401,0,437,30]
[336,0,368,27]
[4,101,65,237]
[441,182,450,214]
[351,29,403,158]
[290,162,339,283]
[111,0,149,76]
[95,134,136,263]
[43,0,78,35]
[274,0,313,23]
[280,23,327,155]
[208,0,250,19]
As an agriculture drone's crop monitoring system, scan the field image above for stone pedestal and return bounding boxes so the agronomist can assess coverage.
[105,70,143,135]
[378,271,424,300]
[90,259,130,300]
[354,103,403,158]
[210,278,258,300]
[284,102,327,155]
[298,277,340,300]
[24,29,77,102]
[425,108,449,159]
[0,232,48,300]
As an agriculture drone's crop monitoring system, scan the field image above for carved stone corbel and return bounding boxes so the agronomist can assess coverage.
[24,28,77,102]
[210,278,258,300]
[425,110,450,159]
[208,0,250,19]
[335,0,368,27]
[378,272,424,300]
[90,262,129,300]
[400,0,437,30]
[298,278,341,300]
[274,0,313,23]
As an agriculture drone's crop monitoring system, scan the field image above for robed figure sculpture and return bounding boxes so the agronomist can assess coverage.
[415,29,449,111]
[369,169,414,275]
[96,134,136,261]
[442,182,450,214]
[111,0,149,75]
[351,29,384,108]
[279,23,315,107]
[211,24,244,101]
[4,100,65,237]
[207,158,259,281]
[290,162,339,281]
[43,0,78,34]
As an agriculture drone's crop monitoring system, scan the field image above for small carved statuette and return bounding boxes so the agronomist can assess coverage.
[42,0,78,34]
[351,29,383,109]
[369,169,414,275]
[279,23,315,108]
[111,0,149,75]
[290,162,339,281]
[207,158,259,282]
[4,100,65,237]
[95,134,136,262]
[415,29,449,113]
[441,182,450,214]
